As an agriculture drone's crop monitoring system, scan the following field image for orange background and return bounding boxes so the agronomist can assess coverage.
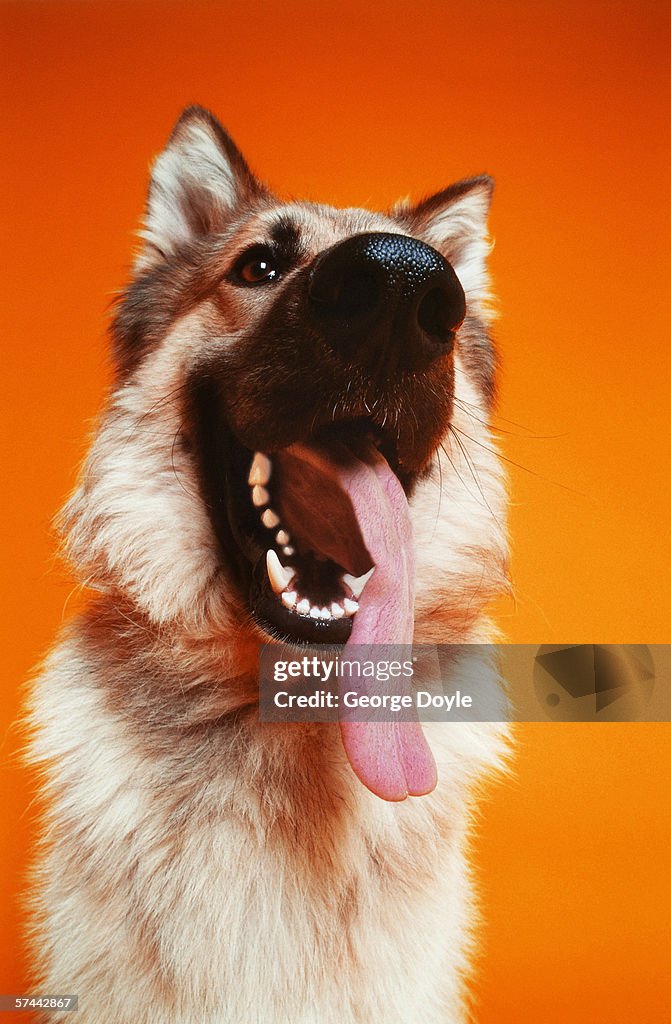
[2,1,670,1021]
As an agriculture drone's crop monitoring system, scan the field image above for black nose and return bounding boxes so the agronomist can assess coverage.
[307,232,465,374]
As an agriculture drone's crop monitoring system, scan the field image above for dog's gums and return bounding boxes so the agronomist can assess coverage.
[250,450,377,627]
[228,431,391,646]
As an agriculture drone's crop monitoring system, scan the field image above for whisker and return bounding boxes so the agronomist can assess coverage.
[450,423,587,498]
[446,428,502,528]
[438,437,498,525]
[170,422,200,500]
[453,398,567,440]
[430,443,444,543]
[120,381,192,446]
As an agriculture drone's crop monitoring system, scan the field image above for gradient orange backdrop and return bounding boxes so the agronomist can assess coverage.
[2,2,670,1021]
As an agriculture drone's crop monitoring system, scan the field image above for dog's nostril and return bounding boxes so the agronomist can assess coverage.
[307,232,465,373]
[417,286,462,341]
[311,270,379,320]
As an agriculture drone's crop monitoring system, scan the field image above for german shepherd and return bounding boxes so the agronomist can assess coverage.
[27,107,509,1023]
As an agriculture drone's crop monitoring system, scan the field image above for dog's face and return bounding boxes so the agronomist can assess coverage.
[63,107,507,664]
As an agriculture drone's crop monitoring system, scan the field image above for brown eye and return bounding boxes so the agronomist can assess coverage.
[234,246,279,286]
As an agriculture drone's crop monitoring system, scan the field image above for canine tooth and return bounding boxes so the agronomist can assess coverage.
[331,602,345,619]
[252,485,269,507]
[343,567,375,598]
[276,529,290,546]
[248,452,272,486]
[309,606,321,619]
[319,607,331,620]
[266,549,295,594]
[261,508,280,529]
[296,598,310,615]
[283,546,295,557]
[343,598,359,616]
[281,590,297,609]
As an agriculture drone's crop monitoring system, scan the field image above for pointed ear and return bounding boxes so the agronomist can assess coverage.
[394,176,494,305]
[137,105,265,269]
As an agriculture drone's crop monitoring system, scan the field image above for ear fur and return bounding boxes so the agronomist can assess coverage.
[137,106,263,269]
[394,176,494,303]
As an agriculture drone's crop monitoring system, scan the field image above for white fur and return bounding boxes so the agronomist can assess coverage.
[413,359,509,643]
[59,313,235,629]
[27,111,510,1024]
[138,114,243,269]
[29,349,509,1023]
[424,185,494,308]
[28,640,508,1024]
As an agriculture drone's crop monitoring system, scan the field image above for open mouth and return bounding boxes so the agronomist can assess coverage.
[224,420,403,646]
[249,446,375,641]
[190,393,438,801]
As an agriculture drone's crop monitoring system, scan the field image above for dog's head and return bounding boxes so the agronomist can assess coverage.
[63,106,507,666]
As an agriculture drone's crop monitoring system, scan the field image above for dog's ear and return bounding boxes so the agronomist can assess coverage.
[136,106,264,270]
[394,176,493,304]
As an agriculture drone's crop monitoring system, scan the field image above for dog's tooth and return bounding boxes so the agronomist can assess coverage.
[276,529,290,546]
[343,598,359,616]
[309,606,321,619]
[252,485,269,507]
[319,607,331,620]
[248,452,272,487]
[281,590,297,610]
[283,546,295,557]
[266,549,295,594]
[261,508,280,529]
[331,602,345,619]
[296,597,310,615]
[342,567,375,599]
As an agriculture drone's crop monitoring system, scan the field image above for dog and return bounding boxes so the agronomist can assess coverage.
[26,106,509,1023]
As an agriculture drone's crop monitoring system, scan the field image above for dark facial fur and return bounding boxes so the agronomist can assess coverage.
[100,106,500,644]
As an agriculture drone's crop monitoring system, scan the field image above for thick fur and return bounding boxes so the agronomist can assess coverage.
[26,107,509,1024]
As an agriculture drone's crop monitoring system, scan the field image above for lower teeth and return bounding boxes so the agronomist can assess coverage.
[282,591,356,620]
[251,452,368,627]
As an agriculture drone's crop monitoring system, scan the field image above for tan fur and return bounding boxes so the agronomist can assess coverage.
[26,107,510,1023]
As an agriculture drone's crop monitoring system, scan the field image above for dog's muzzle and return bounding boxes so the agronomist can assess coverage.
[307,232,465,375]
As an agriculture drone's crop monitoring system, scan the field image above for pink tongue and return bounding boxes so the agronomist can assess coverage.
[281,444,437,802]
